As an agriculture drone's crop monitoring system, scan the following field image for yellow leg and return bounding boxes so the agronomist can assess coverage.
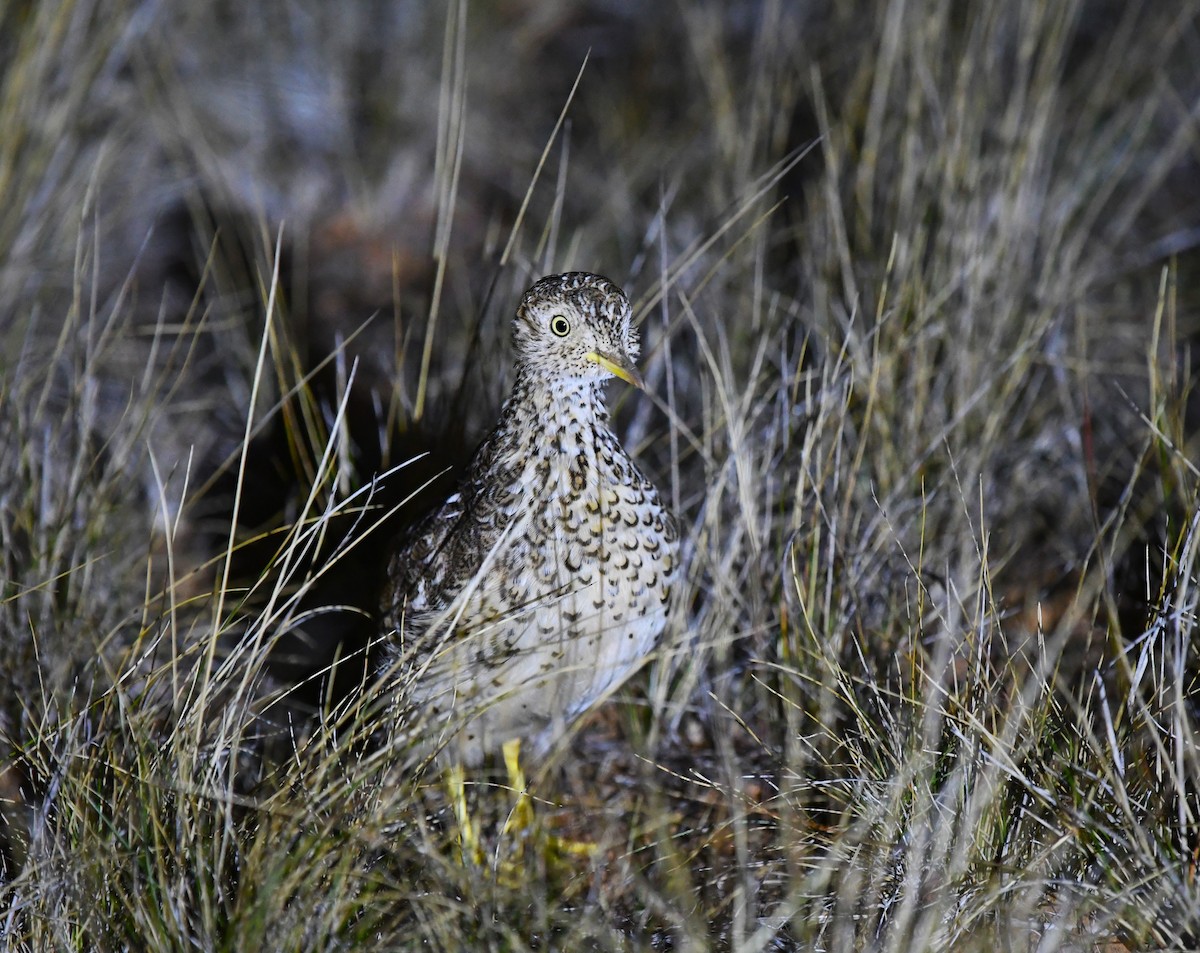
[446,741,595,872]
[499,738,594,860]
[501,737,535,836]
[446,762,484,865]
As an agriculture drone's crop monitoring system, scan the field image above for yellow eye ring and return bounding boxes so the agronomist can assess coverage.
[550,314,571,337]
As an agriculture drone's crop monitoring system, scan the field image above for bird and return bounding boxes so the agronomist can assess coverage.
[379,272,679,850]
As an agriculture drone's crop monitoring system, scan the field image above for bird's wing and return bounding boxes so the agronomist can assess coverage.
[382,428,521,624]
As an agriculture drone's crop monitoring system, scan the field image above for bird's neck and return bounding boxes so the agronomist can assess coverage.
[494,371,612,459]
[504,371,610,427]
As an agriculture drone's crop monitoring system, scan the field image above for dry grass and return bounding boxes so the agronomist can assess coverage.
[2,0,1199,949]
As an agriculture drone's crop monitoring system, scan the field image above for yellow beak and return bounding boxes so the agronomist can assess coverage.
[585,350,645,390]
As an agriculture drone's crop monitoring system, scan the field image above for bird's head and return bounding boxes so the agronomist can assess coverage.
[512,272,643,391]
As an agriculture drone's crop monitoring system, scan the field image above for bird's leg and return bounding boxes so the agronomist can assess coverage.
[446,762,484,865]
[500,738,595,860]
[500,737,535,837]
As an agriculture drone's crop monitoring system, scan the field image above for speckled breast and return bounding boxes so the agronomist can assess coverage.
[421,417,679,763]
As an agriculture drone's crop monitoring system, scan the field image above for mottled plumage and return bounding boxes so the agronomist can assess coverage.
[381,272,679,766]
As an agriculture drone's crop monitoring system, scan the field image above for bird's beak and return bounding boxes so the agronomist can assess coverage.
[586,350,645,390]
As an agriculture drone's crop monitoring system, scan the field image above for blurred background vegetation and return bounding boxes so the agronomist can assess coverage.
[2,1,1199,949]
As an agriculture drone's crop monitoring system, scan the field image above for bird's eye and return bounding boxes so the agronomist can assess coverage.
[550,314,571,337]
